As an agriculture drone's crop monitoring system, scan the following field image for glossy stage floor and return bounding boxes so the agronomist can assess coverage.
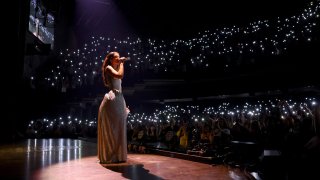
[0,138,255,180]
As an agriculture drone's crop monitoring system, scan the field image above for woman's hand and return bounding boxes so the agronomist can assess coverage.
[126,106,130,114]
[119,57,128,63]
[106,90,115,100]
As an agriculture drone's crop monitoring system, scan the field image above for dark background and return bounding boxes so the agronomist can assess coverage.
[3,0,319,142]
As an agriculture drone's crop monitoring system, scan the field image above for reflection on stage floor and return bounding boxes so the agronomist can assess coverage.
[0,138,250,180]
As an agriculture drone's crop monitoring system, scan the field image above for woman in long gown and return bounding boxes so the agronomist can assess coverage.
[98,51,129,164]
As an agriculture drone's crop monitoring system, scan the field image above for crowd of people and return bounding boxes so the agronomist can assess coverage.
[24,96,320,178]
[25,1,319,94]
[21,1,320,177]
[25,97,320,161]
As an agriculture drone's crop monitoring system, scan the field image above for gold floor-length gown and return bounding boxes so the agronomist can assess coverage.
[97,77,128,163]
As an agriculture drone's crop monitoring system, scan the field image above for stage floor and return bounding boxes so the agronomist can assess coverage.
[0,138,251,180]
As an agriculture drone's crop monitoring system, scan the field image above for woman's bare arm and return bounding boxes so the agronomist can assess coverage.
[106,63,124,79]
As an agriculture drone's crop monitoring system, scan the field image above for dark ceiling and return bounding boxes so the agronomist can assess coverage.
[37,0,314,40]
[114,0,311,39]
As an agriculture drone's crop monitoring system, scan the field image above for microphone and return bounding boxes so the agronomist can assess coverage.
[120,57,130,61]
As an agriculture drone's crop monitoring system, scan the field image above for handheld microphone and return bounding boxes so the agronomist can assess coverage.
[120,57,130,61]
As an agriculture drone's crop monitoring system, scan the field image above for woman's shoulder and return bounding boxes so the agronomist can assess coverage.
[106,65,113,70]
[105,66,116,78]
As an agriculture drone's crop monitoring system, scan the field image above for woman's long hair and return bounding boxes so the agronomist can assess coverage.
[102,52,117,87]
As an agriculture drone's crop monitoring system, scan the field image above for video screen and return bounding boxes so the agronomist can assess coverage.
[28,0,54,49]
